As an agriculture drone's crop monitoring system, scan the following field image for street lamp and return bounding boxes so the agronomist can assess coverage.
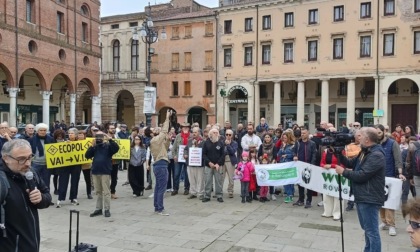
[132,3,166,127]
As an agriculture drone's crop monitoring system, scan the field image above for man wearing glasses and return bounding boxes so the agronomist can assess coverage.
[0,139,52,251]
[223,129,238,198]
[403,198,420,250]
[336,127,385,252]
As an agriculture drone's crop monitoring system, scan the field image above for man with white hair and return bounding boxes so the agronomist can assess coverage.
[20,124,35,140]
[202,129,225,203]
[29,123,55,198]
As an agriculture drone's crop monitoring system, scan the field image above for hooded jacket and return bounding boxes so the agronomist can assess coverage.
[0,162,52,252]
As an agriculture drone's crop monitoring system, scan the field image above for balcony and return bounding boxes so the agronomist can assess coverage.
[101,71,146,82]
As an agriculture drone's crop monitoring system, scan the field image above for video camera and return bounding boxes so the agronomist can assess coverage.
[317,128,354,153]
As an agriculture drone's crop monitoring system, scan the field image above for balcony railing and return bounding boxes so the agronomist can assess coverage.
[101,71,146,81]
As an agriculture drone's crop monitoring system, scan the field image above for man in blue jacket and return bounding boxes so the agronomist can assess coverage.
[336,127,386,252]
[85,131,119,217]
[222,129,238,198]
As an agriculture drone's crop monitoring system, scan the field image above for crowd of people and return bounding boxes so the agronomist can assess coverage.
[1,117,420,251]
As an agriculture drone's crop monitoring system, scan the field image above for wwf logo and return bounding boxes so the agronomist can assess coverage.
[301,167,312,184]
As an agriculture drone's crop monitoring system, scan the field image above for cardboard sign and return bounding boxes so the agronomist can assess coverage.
[112,139,130,160]
[177,145,186,162]
[45,140,92,169]
[188,147,202,167]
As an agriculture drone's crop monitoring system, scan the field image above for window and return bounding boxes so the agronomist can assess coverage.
[260,85,267,99]
[184,52,192,70]
[338,82,348,96]
[224,48,232,67]
[333,38,344,59]
[245,18,253,32]
[205,50,213,69]
[129,22,138,27]
[185,26,192,37]
[308,40,318,61]
[57,12,64,33]
[244,46,253,66]
[414,31,420,54]
[172,53,179,70]
[81,5,89,16]
[416,0,420,12]
[26,0,34,23]
[224,20,232,34]
[262,15,271,30]
[111,24,119,29]
[334,6,344,21]
[360,35,371,57]
[205,81,212,96]
[172,27,179,38]
[184,81,191,96]
[262,45,271,64]
[172,82,179,96]
[284,42,293,63]
[131,40,139,71]
[113,40,120,72]
[285,12,294,27]
[309,9,318,24]
[361,2,371,18]
[384,0,395,15]
[205,23,213,35]
[82,22,88,42]
[383,34,395,56]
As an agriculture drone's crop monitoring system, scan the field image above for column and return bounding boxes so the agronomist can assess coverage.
[69,93,76,124]
[375,76,384,125]
[60,95,65,122]
[347,78,356,125]
[296,80,305,126]
[320,78,329,122]
[224,97,230,123]
[381,90,388,126]
[91,96,101,124]
[8,88,19,127]
[374,77,380,112]
[273,81,281,125]
[40,91,52,128]
[254,82,260,123]
[247,82,254,124]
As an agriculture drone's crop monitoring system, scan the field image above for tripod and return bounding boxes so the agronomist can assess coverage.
[333,151,345,252]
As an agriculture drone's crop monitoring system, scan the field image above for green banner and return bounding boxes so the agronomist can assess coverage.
[268,168,297,180]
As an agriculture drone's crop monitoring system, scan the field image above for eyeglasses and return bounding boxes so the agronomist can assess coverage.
[409,220,420,230]
[225,134,232,136]
[8,154,34,164]
[354,125,360,127]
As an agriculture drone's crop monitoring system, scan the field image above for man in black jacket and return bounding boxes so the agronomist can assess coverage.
[86,131,119,217]
[202,129,225,203]
[336,127,385,252]
[0,139,52,252]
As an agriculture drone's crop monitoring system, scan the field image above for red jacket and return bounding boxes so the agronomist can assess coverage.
[320,150,339,168]
[236,161,255,182]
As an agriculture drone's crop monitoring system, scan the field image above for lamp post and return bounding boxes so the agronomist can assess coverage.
[132,3,166,127]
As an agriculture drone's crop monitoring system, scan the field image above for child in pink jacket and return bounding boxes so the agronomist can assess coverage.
[236,151,255,203]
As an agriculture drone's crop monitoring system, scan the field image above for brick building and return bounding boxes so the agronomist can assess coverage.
[0,0,101,128]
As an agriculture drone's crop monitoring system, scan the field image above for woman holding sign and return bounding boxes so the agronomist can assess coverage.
[277,130,298,203]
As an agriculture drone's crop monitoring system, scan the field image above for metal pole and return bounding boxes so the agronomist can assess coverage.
[146,40,152,127]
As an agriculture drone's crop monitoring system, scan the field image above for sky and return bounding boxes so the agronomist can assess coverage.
[100,0,219,17]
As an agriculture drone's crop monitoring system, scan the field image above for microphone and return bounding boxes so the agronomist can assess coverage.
[25,171,37,191]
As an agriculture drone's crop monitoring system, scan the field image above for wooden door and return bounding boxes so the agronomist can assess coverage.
[391,104,417,130]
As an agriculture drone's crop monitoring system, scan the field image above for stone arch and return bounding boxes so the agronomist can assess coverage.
[186,106,208,128]
[77,77,97,95]
[19,68,46,91]
[51,73,72,123]
[80,3,91,17]
[115,90,135,127]
[382,75,420,92]
[0,63,14,87]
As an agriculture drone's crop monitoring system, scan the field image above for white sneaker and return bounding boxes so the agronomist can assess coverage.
[157,210,170,216]
[379,222,389,230]
[71,199,79,205]
[271,194,277,201]
[389,226,396,236]
[56,200,61,208]
[317,201,324,207]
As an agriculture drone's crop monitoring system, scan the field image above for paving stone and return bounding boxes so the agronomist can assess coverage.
[202,240,235,252]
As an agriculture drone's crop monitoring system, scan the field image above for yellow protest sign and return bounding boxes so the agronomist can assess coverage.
[45,140,93,169]
[112,139,130,160]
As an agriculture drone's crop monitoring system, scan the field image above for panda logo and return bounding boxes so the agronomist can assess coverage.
[257,169,270,183]
[302,167,312,184]
[384,184,390,201]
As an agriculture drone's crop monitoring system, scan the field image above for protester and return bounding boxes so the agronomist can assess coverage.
[249,149,260,201]
[403,198,420,251]
[336,127,385,252]
[171,122,191,196]
[222,129,238,198]
[392,124,404,144]
[106,124,120,199]
[86,131,119,217]
[241,124,262,152]
[277,130,297,203]
[236,151,255,203]
[344,129,362,211]
[183,126,205,199]
[129,135,146,197]
[78,130,93,199]
[0,139,52,251]
[258,133,277,201]
[19,123,35,140]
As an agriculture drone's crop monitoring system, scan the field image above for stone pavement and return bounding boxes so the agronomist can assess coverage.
[39,173,414,252]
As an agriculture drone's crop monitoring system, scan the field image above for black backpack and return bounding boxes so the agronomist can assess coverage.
[412,142,420,175]
[0,170,10,238]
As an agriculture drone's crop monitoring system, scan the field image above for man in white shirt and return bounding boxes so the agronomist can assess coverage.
[241,124,262,152]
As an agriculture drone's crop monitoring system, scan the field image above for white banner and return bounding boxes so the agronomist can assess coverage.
[188,147,202,167]
[177,145,186,163]
[143,86,156,114]
[257,161,403,210]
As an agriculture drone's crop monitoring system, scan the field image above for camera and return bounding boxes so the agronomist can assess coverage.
[95,134,104,144]
[320,130,354,153]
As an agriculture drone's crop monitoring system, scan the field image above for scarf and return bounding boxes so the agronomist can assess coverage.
[181,131,190,145]
[262,141,274,161]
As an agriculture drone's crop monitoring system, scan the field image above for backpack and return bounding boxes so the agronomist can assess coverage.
[0,170,10,238]
[412,142,420,174]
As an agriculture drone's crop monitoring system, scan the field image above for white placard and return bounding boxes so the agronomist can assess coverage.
[143,86,156,114]
[188,147,202,167]
[177,145,186,163]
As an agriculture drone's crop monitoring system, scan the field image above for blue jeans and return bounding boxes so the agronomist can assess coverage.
[356,203,381,252]
[284,184,294,197]
[174,162,189,191]
[58,165,82,201]
[153,160,169,212]
[32,163,51,190]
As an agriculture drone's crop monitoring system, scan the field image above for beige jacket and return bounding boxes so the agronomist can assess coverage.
[150,118,170,163]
